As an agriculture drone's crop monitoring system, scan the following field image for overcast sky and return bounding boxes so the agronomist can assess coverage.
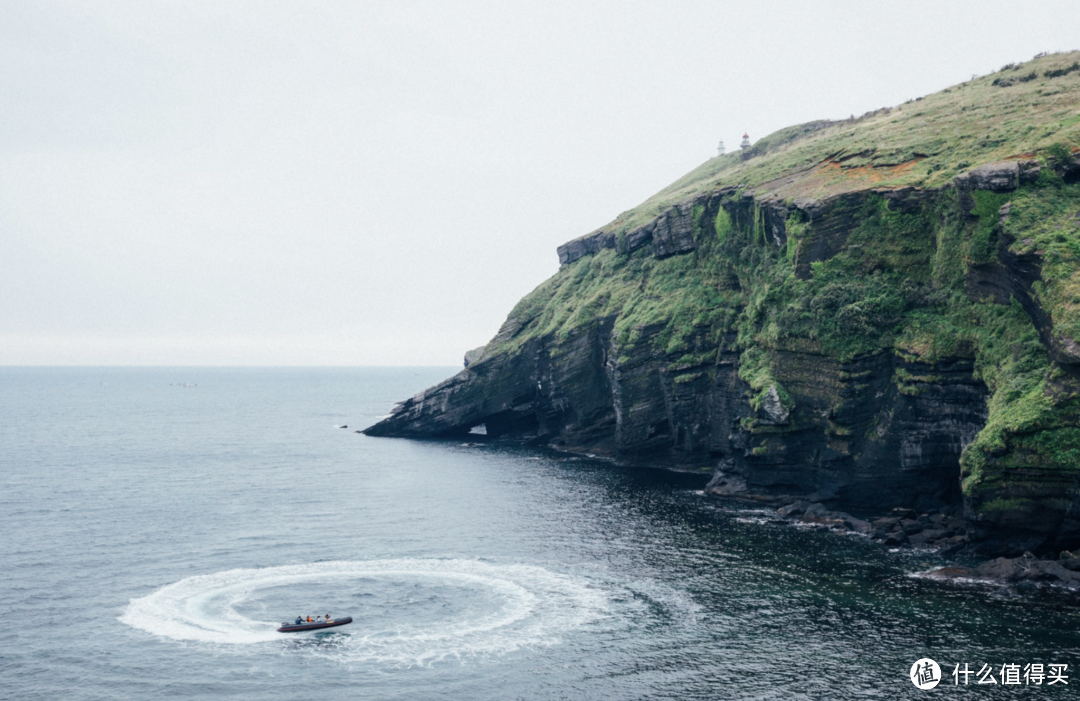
[3,0,1080,366]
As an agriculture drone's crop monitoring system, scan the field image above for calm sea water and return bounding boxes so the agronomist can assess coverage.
[2,367,1079,700]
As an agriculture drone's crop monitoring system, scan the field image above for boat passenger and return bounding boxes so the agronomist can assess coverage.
[295,616,302,625]
[307,616,312,622]
[325,613,331,622]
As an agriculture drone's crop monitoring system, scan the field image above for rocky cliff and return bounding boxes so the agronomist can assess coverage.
[366,52,1080,558]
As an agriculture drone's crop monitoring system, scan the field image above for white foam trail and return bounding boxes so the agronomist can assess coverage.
[119,559,610,664]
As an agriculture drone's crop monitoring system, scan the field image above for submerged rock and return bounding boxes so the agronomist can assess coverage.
[926,552,1080,589]
[777,501,810,518]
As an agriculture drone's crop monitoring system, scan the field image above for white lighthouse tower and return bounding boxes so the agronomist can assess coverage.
[740,132,751,159]
[717,138,725,157]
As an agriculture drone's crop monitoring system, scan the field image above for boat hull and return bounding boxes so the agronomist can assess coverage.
[276,616,353,633]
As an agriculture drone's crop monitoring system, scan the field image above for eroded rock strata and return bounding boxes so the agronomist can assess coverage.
[366,53,1080,559]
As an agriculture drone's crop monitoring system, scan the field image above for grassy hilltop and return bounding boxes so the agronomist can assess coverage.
[615,51,1080,232]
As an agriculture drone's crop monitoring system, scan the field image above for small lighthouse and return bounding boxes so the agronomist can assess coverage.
[717,139,725,157]
[740,133,751,159]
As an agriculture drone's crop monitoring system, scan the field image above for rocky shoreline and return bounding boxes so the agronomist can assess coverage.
[769,500,967,552]
[434,437,1080,591]
[762,497,1080,590]
[552,444,1080,591]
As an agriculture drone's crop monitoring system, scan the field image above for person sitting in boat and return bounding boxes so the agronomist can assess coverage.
[295,616,302,625]
[325,613,331,622]
[306,616,312,622]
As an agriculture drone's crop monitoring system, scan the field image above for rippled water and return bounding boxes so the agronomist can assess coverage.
[2,367,1079,699]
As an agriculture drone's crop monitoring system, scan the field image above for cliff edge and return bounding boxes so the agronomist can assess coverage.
[366,52,1080,558]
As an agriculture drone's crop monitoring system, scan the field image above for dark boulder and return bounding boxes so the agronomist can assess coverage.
[955,161,1020,193]
[884,531,909,546]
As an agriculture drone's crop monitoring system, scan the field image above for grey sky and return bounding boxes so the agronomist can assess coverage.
[3,0,1080,365]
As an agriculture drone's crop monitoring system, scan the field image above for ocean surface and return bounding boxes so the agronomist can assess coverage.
[2,367,1079,700]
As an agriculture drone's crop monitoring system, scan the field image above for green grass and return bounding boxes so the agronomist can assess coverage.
[1000,169,1080,342]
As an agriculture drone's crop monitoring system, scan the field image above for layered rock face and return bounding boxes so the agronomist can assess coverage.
[366,320,619,453]
[367,161,1080,555]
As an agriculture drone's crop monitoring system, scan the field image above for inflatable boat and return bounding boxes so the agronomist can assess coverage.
[277,616,353,633]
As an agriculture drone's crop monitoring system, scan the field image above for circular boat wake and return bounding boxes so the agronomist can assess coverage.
[119,559,610,664]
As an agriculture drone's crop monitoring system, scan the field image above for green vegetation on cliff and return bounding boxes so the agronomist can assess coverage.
[448,51,1080,547]
[503,51,1080,357]
[500,208,742,364]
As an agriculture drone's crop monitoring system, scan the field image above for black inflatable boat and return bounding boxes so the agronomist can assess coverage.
[277,616,353,633]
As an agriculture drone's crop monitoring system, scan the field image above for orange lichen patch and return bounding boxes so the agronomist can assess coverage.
[752,156,929,202]
[818,156,925,182]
